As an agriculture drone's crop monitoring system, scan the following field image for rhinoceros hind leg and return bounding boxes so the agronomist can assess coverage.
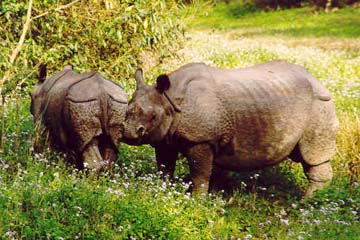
[302,161,333,198]
[297,100,338,166]
[295,100,338,198]
[82,138,103,172]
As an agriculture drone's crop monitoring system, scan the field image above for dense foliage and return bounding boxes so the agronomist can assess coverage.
[0,0,181,98]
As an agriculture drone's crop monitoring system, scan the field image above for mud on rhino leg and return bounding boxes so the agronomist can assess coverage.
[155,146,178,179]
[82,138,103,172]
[186,144,214,196]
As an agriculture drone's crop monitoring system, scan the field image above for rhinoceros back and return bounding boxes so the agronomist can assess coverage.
[66,73,127,103]
[167,61,331,107]
[42,70,126,151]
[65,73,127,150]
[42,70,96,150]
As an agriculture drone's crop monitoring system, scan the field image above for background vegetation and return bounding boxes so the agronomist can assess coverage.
[1,0,360,239]
[0,0,181,98]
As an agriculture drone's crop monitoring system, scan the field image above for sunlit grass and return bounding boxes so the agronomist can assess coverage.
[187,1,360,39]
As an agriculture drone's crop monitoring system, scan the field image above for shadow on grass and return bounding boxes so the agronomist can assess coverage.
[210,162,306,202]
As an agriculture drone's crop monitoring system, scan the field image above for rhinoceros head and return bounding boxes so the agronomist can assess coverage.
[30,64,48,122]
[122,69,176,145]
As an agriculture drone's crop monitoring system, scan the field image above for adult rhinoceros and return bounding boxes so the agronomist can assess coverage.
[121,60,339,197]
[30,65,127,171]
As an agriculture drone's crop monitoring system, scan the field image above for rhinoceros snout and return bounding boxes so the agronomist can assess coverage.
[120,122,145,140]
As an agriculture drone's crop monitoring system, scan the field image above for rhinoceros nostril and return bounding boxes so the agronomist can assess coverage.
[137,125,145,137]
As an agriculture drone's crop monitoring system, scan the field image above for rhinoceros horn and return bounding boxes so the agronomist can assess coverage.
[135,68,145,90]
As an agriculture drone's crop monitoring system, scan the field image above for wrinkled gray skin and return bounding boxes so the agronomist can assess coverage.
[122,60,339,198]
[30,65,127,171]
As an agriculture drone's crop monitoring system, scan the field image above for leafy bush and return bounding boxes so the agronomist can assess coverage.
[0,0,182,98]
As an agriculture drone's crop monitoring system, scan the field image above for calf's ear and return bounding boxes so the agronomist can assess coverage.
[135,68,145,90]
[38,64,47,83]
[156,74,170,93]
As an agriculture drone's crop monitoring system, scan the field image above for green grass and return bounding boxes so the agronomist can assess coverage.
[188,2,360,39]
[1,2,360,239]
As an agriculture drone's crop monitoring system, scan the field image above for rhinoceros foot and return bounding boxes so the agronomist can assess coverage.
[303,160,333,198]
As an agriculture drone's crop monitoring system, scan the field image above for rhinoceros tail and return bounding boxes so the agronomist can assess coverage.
[316,93,332,101]
[289,62,332,101]
[308,77,332,101]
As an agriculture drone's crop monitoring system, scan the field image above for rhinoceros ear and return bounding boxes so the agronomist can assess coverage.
[38,64,47,83]
[135,68,145,90]
[156,74,170,93]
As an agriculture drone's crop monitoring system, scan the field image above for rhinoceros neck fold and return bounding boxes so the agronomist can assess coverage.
[163,91,181,112]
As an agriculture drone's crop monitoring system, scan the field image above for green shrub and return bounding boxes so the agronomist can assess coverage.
[0,0,182,97]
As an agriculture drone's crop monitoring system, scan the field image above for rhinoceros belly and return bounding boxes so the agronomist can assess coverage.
[213,71,313,171]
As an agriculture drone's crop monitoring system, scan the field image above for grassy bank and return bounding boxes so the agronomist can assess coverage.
[188,1,360,39]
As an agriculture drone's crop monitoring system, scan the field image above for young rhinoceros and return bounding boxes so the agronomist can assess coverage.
[30,65,127,171]
[122,60,339,198]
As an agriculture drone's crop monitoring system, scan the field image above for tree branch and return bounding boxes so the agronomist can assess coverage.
[0,0,33,152]
[31,0,80,20]
[0,0,33,101]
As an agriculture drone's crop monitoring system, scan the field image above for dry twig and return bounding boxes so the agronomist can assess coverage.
[0,0,33,102]
[0,0,33,152]
[31,0,80,20]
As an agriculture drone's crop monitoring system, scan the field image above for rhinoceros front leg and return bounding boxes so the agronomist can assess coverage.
[82,138,103,172]
[302,160,333,198]
[155,145,178,179]
[186,144,214,196]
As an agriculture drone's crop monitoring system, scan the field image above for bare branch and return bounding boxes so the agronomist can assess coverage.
[0,0,33,100]
[9,0,33,65]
